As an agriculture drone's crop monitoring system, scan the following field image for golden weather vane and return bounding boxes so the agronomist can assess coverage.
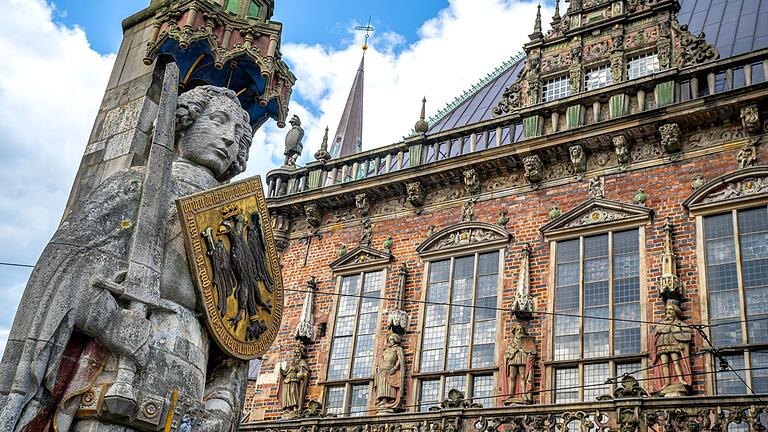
[354,16,375,52]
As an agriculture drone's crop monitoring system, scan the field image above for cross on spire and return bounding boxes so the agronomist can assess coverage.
[354,17,375,54]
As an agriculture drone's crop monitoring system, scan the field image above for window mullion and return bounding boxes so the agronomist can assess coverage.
[731,211,749,346]
[608,231,615,358]
[348,273,364,381]
[444,258,456,371]
[579,236,585,359]
[467,252,480,376]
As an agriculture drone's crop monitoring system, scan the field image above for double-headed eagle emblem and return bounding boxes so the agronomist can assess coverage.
[177,177,283,359]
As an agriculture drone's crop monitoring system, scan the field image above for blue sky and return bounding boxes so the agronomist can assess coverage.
[0,0,544,351]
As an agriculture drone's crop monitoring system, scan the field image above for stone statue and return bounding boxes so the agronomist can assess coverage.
[659,123,681,153]
[0,83,254,431]
[569,145,586,174]
[740,105,761,135]
[464,168,480,195]
[278,345,311,418]
[374,334,405,413]
[650,301,692,397]
[460,198,476,222]
[284,115,304,167]
[588,176,604,198]
[736,138,758,169]
[613,135,630,164]
[503,323,536,405]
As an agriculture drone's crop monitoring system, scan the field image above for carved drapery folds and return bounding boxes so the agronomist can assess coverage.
[387,262,409,335]
[417,222,512,259]
[295,277,317,344]
[503,324,536,405]
[461,198,477,222]
[511,244,534,319]
[650,300,692,397]
[588,176,605,199]
[374,334,406,414]
[278,345,311,418]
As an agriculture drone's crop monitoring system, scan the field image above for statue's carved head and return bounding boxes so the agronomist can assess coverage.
[175,85,253,182]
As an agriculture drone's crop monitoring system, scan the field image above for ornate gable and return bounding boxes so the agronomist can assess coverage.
[329,246,392,273]
[541,198,653,240]
[684,167,768,214]
[417,222,512,259]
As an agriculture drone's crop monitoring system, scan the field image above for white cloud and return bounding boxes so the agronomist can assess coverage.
[0,0,115,344]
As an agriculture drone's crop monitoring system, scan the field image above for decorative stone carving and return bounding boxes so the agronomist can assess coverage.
[279,345,311,418]
[464,168,480,195]
[406,181,425,209]
[418,222,512,257]
[314,126,331,162]
[588,176,604,199]
[549,206,562,220]
[284,115,304,168]
[304,203,322,228]
[619,408,641,432]
[659,123,682,153]
[598,375,649,400]
[671,20,719,68]
[691,175,706,190]
[650,300,692,397]
[298,399,334,418]
[523,155,544,185]
[295,277,317,344]
[703,176,768,204]
[337,244,348,258]
[511,243,534,320]
[686,125,744,151]
[569,145,587,175]
[493,81,522,116]
[613,135,631,165]
[356,193,370,218]
[496,210,510,228]
[737,138,758,169]
[271,211,291,252]
[461,198,476,222]
[330,246,393,273]
[503,324,537,405]
[660,218,681,300]
[360,218,373,247]
[374,334,405,414]
[429,389,482,411]
[633,189,648,206]
[611,55,624,82]
[383,236,394,253]
[741,104,761,135]
[387,262,409,335]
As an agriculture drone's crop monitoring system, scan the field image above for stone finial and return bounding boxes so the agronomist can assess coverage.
[511,243,534,319]
[549,206,561,220]
[659,123,681,153]
[295,277,317,344]
[736,138,758,169]
[464,168,480,195]
[588,176,604,199]
[414,97,429,135]
[660,218,681,300]
[383,236,394,253]
[304,203,321,228]
[314,126,331,162]
[387,262,409,335]
[613,135,630,165]
[529,4,543,40]
[337,244,348,257]
[740,105,761,135]
[523,155,544,185]
[569,145,587,175]
[551,0,561,26]
[284,115,304,168]
[633,189,648,206]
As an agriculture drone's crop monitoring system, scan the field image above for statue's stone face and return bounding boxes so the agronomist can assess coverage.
[178,95,245,178]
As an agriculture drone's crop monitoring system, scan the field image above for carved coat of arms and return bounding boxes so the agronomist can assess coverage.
[177,176,283,359]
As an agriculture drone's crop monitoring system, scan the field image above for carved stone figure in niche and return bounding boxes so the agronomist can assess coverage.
[279,345,311,418]
[305,203,321,228]
[460,198,476,222]
[406,181,425,209]
[741,105,761,135]
[659,123,682,153]
[0,83,255,431]
[613,135,631,165]
[569,145,587,174]
[284,115,304,167]
[588,176,604,199]
[374,334,405,413]
[504,323,537,405]
[737,138,758,169]
[464,168,480,195]
[650,300,692,397]
[355,193,370,218]
[523,155,544,185]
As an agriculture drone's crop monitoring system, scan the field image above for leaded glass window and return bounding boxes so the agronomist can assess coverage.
[626,52,660,80]
[225,0,240,14]
[585,64,612,91]
[418,251,501,410]
[703,206,768,395]
[553,229,643,402]
[325,271,383,415]
[247,1,261,18]
[543,76,571,102]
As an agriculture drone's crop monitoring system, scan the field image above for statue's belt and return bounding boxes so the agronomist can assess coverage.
[76,385,203,431]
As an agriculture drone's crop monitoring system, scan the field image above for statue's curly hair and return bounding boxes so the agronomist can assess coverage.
[176,85,253,182]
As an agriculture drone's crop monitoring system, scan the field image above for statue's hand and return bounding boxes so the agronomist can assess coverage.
[82,290,152,366]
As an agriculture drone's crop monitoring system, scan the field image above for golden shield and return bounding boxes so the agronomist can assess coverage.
[176,176,283,360]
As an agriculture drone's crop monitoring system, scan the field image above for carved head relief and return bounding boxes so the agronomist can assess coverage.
[176,86,253,181]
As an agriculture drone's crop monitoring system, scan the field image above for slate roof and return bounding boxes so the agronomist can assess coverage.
[427,0,768,135]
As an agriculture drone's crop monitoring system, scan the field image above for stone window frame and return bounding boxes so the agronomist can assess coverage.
[541,201,652,404]
[321,261,391,417]
[412,222,512,410]
[584,63,613,91]
[626,51,661,80]
[542,75,572,102]
[686,167,768,396]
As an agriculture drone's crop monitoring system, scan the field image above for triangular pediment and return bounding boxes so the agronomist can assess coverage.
[540,199,653,240]
[329,246,392,273]
[684,167,768,214]
[417,222,512,259]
